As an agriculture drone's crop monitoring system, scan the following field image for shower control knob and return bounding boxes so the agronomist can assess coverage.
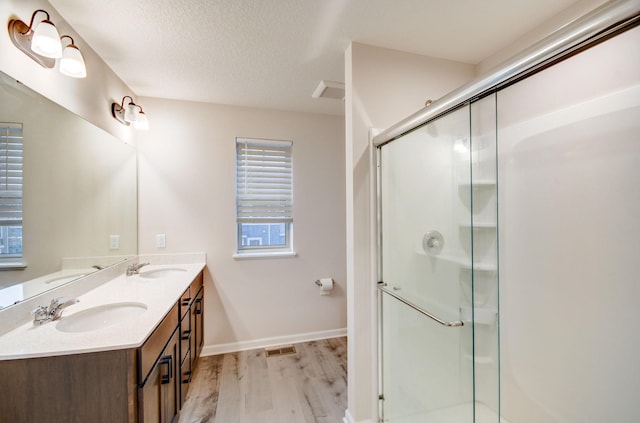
[423,230,444,255]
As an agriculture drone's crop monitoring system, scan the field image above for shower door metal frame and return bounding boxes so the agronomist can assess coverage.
[372,0,640,149]
[374,113,472,422]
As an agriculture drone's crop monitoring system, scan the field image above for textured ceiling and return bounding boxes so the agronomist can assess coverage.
[48,0,580,116]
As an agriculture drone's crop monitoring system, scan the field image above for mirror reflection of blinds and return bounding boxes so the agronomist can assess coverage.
[236,138,293,223]
[0,123,23,226]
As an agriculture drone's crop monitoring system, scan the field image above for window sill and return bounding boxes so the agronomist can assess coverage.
[0,262,26,270]
[232,251,297,260]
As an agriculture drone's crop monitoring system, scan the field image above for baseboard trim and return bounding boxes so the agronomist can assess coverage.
[343,409,374,423]
[201,328,347,356]
[343,409,355,423]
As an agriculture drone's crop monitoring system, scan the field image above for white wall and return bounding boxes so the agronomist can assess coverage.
[345,42,476,422]
[0,0,134,144]
[497,25,640,423]
[136,97,347,352]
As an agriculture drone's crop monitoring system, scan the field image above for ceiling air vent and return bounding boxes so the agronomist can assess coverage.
[312,80,345,100]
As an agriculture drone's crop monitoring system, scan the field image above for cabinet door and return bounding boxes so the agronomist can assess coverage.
[180,349,192,408]
[163,329,179,423]
[140,329,179,423]
[192,288,204,363]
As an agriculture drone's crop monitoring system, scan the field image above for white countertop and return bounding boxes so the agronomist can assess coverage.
[0,262,205,360]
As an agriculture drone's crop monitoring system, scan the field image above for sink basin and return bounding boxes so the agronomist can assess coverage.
[139,268,187,279]
[56,302,147,333]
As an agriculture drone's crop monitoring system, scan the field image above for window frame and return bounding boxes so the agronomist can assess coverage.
[234,137,294,257]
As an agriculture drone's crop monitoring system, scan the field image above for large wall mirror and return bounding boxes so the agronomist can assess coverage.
[0,71,137,309]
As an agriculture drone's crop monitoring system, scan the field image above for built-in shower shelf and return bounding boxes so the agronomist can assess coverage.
[459,222,497,229]
[459,260,497,272]
[460,306,497,325]
[433,253,497,272]
[457,179,496,188]
[463,353,494,364]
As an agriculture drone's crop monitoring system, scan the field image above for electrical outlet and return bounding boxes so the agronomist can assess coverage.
[109,235,120,250]
[156,233,166,248]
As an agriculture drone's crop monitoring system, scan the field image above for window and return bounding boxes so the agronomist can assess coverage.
[0,123,23,261]
[236,138,293,254]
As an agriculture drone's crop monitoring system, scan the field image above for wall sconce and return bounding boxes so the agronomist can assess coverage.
[8,9,87,78]
[112,96,150,130]
[59,36,87,78]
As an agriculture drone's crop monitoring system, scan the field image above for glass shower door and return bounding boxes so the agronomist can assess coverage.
[378,103,494,422]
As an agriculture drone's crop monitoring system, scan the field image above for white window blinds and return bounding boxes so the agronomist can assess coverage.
[0,123,23,227]
[236,138,293,224]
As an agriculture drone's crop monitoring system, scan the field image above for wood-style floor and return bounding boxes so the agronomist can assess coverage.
[178,337,347,423]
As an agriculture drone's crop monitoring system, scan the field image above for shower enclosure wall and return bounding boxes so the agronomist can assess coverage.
[375,4,639,422]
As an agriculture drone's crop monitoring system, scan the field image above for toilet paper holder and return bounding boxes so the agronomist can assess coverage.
[314,278,334,295]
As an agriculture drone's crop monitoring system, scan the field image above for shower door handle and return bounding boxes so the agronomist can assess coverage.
[378,283,463,327]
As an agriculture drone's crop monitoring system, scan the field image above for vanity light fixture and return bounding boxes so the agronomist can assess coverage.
[59,36,87,78]
[7,9,87,78]
[111,96,150,130]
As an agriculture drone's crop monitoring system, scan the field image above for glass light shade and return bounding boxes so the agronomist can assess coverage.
[124,103,140,123]
[60,45,87,78]
[132,111,149,130]
[31,20,62,58]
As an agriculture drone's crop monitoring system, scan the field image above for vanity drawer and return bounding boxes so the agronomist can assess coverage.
[179,272,203,317]
[139,303,179,383]
[179,288,191,318]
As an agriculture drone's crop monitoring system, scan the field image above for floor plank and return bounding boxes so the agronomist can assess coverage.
[178,337,347,423]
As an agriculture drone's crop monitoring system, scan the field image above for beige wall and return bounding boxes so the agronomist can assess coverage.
[345,42,476,422]
[136,97,347,352]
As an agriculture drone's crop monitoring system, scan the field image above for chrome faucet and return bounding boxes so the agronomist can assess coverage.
[31,297,79,325]
[126,262,150,276]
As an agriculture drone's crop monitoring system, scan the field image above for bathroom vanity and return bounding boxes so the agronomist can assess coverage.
[0,261,205,422]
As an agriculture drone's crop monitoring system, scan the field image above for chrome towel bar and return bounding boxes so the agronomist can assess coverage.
[378,283,463,327]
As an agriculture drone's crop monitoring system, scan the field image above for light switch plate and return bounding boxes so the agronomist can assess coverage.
[109,235,120,250]
[156,234,166,248]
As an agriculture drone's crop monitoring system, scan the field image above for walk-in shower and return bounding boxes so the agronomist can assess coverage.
[374,1,640,422]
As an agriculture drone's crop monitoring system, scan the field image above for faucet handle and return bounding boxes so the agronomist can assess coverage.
[31,305,49,325]
[49,297,63,310]
[31,305,48,315]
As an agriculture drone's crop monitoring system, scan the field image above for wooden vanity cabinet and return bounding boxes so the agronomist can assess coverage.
[0,271,204,423]
[0,348,138,422]
[138,304,180,423]
[140,271,205,421]
[193,286,204,361]
[178,272,204,408]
